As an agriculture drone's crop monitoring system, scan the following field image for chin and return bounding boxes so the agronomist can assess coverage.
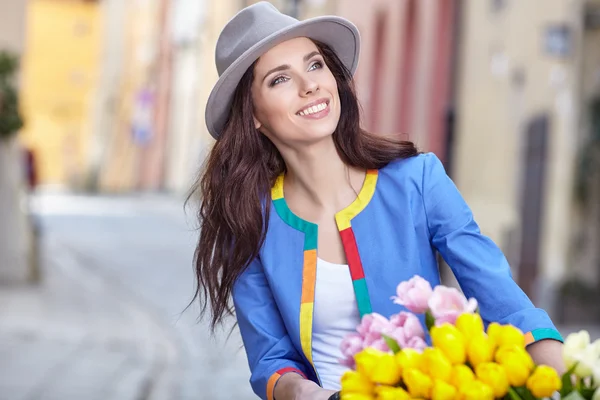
[300,118,339,139]
[302,126,337,142]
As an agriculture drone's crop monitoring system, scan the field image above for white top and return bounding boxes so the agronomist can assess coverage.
[312,257,361,390]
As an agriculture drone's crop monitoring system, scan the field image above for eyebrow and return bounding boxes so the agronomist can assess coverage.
[262,51,322,83]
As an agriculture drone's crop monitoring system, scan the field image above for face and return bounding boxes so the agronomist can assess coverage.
[251,37,341,147]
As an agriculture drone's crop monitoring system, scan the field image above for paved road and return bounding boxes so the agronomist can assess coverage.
[0,193,255,400]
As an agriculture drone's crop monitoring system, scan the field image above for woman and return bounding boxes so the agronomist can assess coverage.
[191,2,564,400]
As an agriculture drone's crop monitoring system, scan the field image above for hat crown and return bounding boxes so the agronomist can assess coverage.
[216,2,298,76]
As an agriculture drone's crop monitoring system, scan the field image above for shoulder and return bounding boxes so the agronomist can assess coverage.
[379,152,446,190]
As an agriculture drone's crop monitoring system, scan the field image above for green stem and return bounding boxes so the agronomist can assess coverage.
[507,387,524,400]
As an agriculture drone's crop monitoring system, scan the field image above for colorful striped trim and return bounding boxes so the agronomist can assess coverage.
[272,175,319,376]
[266,367,307,400]
[524,328,564,346]
[270,170,379,378]
[335,170,378,318]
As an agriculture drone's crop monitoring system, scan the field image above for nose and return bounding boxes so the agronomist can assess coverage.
[300,76,319,96]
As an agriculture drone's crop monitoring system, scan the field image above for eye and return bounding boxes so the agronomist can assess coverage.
[309,61,323,71]
[269,75,289,87]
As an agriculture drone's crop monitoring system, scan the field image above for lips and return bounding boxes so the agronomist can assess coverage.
[296,98,330,116]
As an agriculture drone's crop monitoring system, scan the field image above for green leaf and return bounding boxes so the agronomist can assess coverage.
[381,334,401,354]
[425,310,435,331]
[507,387,524,400]
[562,391,586,400]
[560,364,578,396]
[580,387,596,399]
[514,386,536,400]
[0,51,24,139]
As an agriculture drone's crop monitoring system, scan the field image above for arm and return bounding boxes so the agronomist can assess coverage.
[233,257,332,400]
[420,153,564,370]
[274,374,336,400]
[527,339,566,374]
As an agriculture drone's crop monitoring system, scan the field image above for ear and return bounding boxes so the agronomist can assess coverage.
[253,115,262,130]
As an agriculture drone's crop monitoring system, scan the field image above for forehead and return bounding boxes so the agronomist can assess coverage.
[255,37,319,71]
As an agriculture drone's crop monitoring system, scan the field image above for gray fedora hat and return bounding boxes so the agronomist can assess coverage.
[205,1,361,139]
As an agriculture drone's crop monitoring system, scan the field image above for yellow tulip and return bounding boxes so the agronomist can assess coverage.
[486,322,502,346]
[500,325,526,348]
[487,322,525,348]
[432,379,457,400]
[354,348,386,380]
[430,323,467,365]
[467,332,495,367]
[475,362,509,398]
[341,394,375,400]
[456,313,484,340]
[495,345,534,368]
[403,368,433,399]
[422,348,452,383]
[370,353,402,386]
[526,365,562,398]
[450,364,475,387]
[499,358,531,387]
[374,385,411,400]
[340,370,375,395]
[457,380,494,400]
[395,348,424,372]
[495,345,534,386]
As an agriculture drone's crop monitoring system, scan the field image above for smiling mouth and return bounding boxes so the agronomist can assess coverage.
[296,100,330,116]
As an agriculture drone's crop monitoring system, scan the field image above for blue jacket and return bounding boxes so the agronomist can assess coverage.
[232,152,562,400]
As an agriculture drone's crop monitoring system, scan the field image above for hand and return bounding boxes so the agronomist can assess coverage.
[274,373,337,400]
[296,385,336,400]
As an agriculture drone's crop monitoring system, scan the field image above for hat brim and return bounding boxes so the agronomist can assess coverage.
[205,16,361,139]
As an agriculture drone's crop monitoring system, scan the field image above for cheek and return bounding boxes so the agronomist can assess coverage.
[260,93,296,125]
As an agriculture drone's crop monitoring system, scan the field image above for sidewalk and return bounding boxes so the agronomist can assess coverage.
[0,237,179,400]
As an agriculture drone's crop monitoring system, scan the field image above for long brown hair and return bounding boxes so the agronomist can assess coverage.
[189,40,418,331]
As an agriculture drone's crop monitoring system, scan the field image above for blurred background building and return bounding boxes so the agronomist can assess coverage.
[1,0,600,397]
[4,0,600,319]
[0,0,34,284]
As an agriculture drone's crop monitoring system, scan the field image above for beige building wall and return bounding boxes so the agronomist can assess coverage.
[99,0,162,191]
[194,1,246,164]
[87,0,127,190]
[0,0,27,53]
[454,0,593,312]
[0,0,32,283]
[570,1,600,284]
[164,0,204,193]
[335,0,456,159]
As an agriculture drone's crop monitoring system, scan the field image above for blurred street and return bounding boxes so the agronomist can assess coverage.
[0,193,254,400]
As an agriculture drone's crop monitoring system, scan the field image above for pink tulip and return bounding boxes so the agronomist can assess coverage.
[391,275,433,313]
[339,333,364,367]
[382,312,426,351]
[356,313,393,345]
[405,336,427,351]
[389,311,425,340]
[370,338,390,352]
[428,286,478,325]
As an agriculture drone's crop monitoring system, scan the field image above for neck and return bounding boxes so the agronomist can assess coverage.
[281,138,364,211]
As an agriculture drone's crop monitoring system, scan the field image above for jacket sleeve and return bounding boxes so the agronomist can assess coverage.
[421,152,563,345]
[232,256,309,400]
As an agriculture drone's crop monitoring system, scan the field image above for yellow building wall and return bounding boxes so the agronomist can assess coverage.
[20,0,102,186]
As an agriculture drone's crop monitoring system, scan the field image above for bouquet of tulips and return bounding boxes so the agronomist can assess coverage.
[338,276,600,400]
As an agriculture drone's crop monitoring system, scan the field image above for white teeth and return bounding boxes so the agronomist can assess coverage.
[298,102,327,116]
